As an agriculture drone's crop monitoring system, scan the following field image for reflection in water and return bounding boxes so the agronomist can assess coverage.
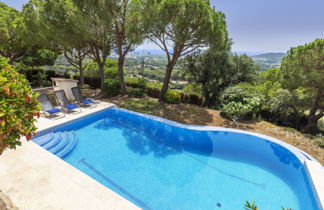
[269,142,301,169]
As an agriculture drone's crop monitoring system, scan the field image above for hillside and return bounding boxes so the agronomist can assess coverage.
[252,52,286,70]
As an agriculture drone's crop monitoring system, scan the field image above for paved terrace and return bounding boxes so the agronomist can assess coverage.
[0,102,140,210]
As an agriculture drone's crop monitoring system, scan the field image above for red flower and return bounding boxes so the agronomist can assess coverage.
[2,86,10,96]
[25,134,31,141]
[36,112,40,118]
[24,96,30,102]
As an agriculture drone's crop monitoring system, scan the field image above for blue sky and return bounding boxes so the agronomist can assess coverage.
[1,0,323,53]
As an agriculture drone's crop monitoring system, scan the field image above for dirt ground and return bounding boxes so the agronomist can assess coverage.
[87,92,324,165]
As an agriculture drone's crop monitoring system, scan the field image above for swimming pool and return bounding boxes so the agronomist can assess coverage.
[33,107,321,210]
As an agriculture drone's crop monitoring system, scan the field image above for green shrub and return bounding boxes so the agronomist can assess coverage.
[104,79,120,96]
[164,90,181,104]
[183,83,202,96]
[221,84,263,123]
[85,60,118,79]
[146,81,163,89]
[125,77,146,89]
[80,84,91,89]
[0,57,41,155]
[127,87,145,98]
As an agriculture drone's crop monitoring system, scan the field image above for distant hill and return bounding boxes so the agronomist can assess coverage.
[252,53,286,70]
[234,51,266,56]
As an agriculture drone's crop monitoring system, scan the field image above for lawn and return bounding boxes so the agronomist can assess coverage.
[102,96,324,165]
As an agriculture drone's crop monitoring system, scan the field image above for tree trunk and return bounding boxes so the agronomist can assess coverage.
[118,56,126,95]
[303,90,323,134]
[98,63,105,91]
[303,115,323,134]
[202,84,210,107]
[79,62,84,87]
[159,64,174,101]
[8,60,14,65]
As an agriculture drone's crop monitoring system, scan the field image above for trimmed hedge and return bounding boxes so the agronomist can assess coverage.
[124,77,203,105]
[125,77,146,89]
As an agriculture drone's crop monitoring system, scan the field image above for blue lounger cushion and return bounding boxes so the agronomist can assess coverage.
[66,104,78,110]
[46,108,61,114]
[82,99,94,104]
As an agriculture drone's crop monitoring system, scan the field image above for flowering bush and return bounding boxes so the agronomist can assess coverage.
[0,57,40,155]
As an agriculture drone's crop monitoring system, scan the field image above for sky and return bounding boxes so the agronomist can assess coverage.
[1,0,323,53]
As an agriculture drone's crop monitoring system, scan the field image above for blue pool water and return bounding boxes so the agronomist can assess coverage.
[36,108,320,210]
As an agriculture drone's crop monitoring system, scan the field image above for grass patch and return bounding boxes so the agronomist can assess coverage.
[117,97,162,115]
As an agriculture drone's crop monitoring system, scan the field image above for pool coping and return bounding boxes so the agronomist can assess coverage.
[11,105,324,210]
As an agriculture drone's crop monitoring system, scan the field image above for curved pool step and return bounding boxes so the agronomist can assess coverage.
[42,133,62,150]
[32,133,54,146]
[48,132,70,154]
[32,131,78,158]
[55,132,78,158]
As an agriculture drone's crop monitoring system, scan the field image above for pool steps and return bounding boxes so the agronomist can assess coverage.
[32,131,78,158]
[33,133,53,146]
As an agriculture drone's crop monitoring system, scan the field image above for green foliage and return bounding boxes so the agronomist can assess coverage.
[164,90,181,104]
[0,3,27,63]
[184,49,259,107]
[127,87,145,98]
[125,77,147,89]
[21,49,59,68]
[244,200,259,210]
[146,81,163,89]
[104,79,120,96]
[141,0,228,98]
[85,60,118,79]
[280,39,324,133]
[256,68,282,104]
[268,89,302,116]
[255,67,312,129]
[281,39,324,91]
[0,57,41,154]
[183,83,202,96]
[221,84,263,123]
[184,49,232,107]
[244,200,293,210]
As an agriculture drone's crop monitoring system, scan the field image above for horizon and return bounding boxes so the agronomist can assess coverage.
[1,0,323,53]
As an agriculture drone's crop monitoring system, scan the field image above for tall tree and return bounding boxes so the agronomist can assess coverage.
[64,48,89,86]
[184,46,259,107]
[280,39,324,134]
[112,0,145,95]
[0,3,27,64]
[72,0,114,91]
[184,49,232,107]
[142,0,228,100]
[23,0,89,86]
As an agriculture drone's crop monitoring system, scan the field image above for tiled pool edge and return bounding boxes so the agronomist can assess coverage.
[305,161,324,210]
